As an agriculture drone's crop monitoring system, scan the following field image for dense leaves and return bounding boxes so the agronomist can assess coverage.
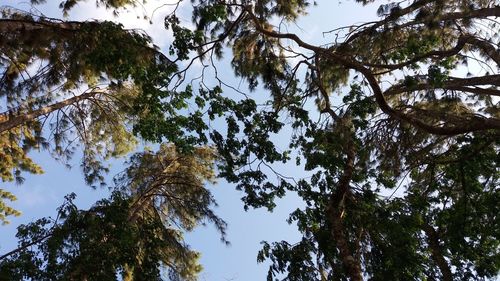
[0,145,224,280]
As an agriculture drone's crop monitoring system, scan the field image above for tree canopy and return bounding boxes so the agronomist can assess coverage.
[1,0,499,280]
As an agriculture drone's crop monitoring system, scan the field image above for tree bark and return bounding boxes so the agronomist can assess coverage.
[329,208,363,281]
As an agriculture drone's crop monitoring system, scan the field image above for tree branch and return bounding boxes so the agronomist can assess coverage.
[0,89,105,133]
[244,6,500,135]
[422,223,453,281]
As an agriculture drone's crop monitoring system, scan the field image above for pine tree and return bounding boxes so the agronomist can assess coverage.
[0,145,225,280]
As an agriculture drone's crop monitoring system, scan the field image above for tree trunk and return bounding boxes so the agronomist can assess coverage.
[327,137,363,281]
[329,207,363,281]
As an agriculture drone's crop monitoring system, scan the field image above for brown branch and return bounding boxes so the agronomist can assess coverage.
[447,86,500,97]
[385,75,500,96]
[344,6,500,46]
[422,223,453,281]
[0,18,82,33]
[354,57,500,135]
[315,56,339,121]
[360,35,476,70]
[0,89,105,133]
[463,36,500,66]
[429,6,500,22]
[244,6,500,135]
[0,17,172,64]
[343,0,435,45]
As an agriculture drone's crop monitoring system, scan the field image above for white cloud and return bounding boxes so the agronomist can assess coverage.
[68,0,184,49]
[9,0,184,50]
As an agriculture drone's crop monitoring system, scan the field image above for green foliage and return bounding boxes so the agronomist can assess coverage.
[0,127,44,183]
[0,145,224,280]
[0,192,202,280]
[0,13,152,184]
[0,189,21,224]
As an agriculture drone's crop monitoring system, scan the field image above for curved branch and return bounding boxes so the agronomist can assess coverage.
[343,0,435,45]
[447,86,500,97]
[344,6,500,46]
[363,42,465,70]
[245,7,500,135]
[463,36,500,66]
[0,18,83,32]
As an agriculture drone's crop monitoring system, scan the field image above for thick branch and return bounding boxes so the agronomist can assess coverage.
[447,86,500,97]
[422,224,453,281]
[344,6,500,46]
[343,0,435,45]
[361,35,499,71]
[0,18,82,33]
[0,17,171,63]
[371,73,500,135]
[0,89,104,133]
[427,6,500,23]
[385,75,500,96]
[463,36,500,66]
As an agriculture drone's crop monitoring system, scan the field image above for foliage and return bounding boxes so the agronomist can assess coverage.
[0,0,499,280]
[0,189,21,224]
[0,145,224,281]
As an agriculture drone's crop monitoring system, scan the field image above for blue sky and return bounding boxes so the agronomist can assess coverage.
[1,1,379,279]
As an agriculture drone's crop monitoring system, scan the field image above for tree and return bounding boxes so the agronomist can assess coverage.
[0,145,225,280]
[180,1,499,279]
[1,0,499,280]
[0,4,208,222]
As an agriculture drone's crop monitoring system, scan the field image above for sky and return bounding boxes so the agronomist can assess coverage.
[0,1,379,280]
